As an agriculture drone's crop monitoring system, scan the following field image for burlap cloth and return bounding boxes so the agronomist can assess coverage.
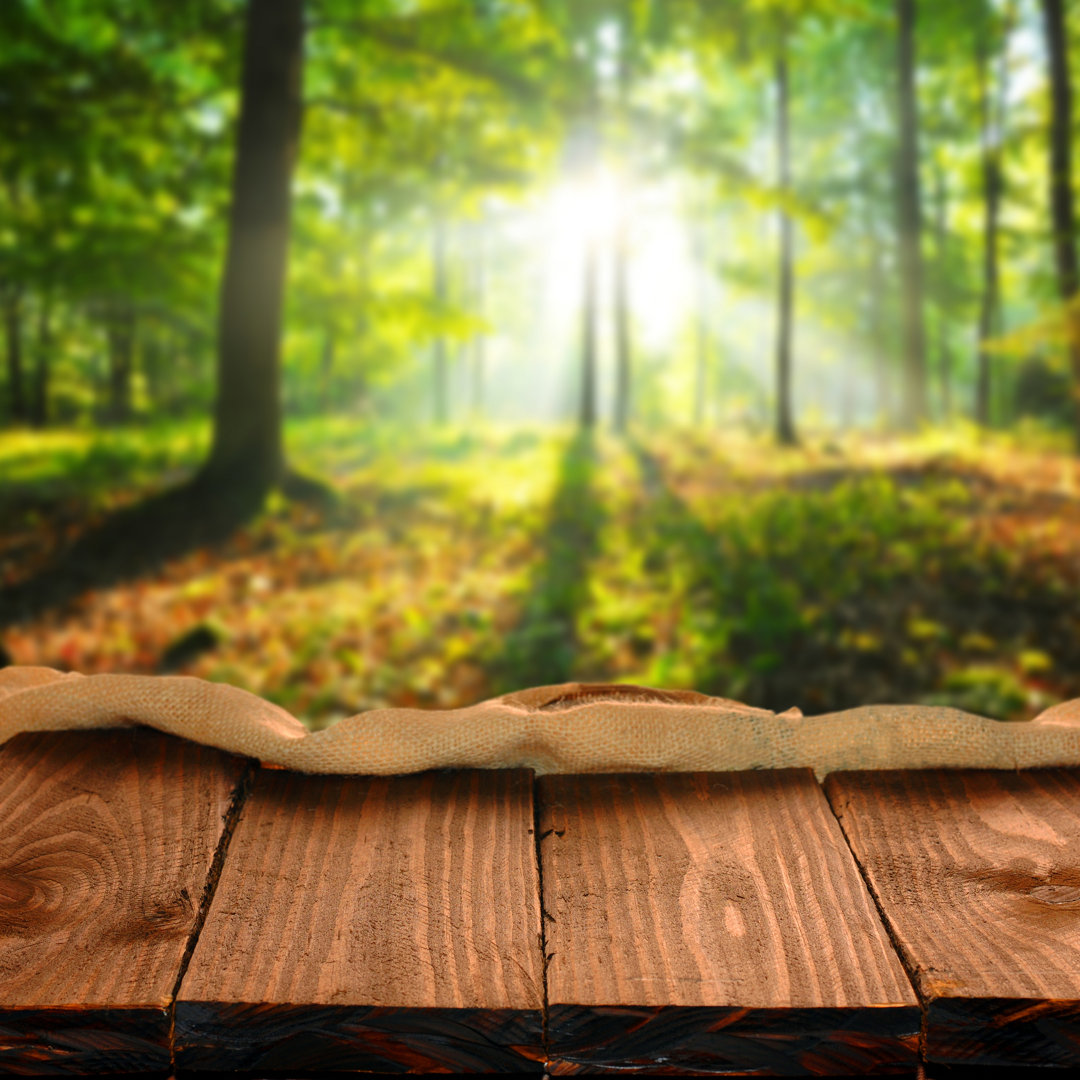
[2,665,1080,777]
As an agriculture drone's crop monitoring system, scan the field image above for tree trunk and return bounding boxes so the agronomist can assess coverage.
[432,214,448,425]
[692,213,708,429]
[321,327,335,412]
[975,11,1009,428]
[859,163,894,428]
[4,290,25,424]
[613,216,631,434]
[105,303,136,424]
[471,222,486,419]
[710,214,726,425]
[1041,0,1080,447]
[933,166,953,422]
[868,235,891,428]
[579,239,598,429]
[775,48,797,447]
[142,321,170,410]
[896,0,928,429]
[200,0,303,495]
[30,293,51,428]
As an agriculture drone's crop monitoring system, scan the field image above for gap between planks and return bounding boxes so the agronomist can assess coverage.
[168,765,920,1075]
[166,759,257,1077]
[10,735,1044,1075]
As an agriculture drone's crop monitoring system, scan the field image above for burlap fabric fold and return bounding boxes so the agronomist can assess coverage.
[3,666,1080,777]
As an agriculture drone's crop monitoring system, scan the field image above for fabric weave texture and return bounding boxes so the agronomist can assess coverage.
[3,666,1080,778]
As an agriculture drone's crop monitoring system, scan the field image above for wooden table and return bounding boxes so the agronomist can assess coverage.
[2,728,1080,1076]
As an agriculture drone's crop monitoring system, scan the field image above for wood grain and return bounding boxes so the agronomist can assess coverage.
[175,768,544,1072]
[539,770,918,1075]
[825,768,1080,1068]
[0,728,248,1074]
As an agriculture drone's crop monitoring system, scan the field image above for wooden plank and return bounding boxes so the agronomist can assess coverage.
[825,768,1080,1068]
[0,728,249,1074]
[539,770,919,1076]
[175,768,544,1073]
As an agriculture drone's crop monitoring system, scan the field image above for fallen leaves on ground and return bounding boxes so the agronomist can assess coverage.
[2,418,1078,726]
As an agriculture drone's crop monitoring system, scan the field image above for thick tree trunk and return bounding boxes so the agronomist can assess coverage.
[105,304,136,424]
[775,49,797,447]
[896,0,928,429]
[4,290,25,424]
[1041,0,1080,447]
[200,0,303,494]
[613,216,631,434]
[579,239,598,429]
[30,294,51,428]
[432,214,448,425]
[933,167,953,422]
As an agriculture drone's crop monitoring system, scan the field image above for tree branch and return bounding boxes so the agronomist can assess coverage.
[308,18,544,104]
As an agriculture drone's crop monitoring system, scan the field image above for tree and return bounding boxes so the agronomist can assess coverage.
[613,214,631,433]
[895,0,928,429]
[470,219,487,419]
[1041,0,1080,448]
[692,206,710,429]
[431,214,449,425]
[104,302,136,424]
[195,0,303,500]
[974,0,1013,428]
[774,31,798,446]
[3,289,25,424]
[30,293,51,428]
[580,237,599,429]
[932,163,953,421]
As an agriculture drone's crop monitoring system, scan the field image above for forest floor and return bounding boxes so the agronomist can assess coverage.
[1,417,1078,726]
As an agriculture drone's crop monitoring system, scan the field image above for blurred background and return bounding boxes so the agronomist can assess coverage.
[2,0,1079,726]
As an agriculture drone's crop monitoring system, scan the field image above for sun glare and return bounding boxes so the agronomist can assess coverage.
[549,166,624,244]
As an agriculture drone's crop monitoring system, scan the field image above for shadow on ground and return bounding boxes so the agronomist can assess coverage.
[486,431,605,692]
[0,466,339,638]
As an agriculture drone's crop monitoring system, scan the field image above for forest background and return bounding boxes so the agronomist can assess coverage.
[2,0,1080,727]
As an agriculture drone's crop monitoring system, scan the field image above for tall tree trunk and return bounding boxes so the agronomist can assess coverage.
[859,161,894,428]
[1041,0,1080,448]
[432,214,448,425]
[975,10,1010,428]
[579,239,598,429]
[471,221,486,419]
[775,47,797,447]
[613,216,631,434]
[933,166,953,421]
[200,0,303,494]
[692,212,708,429]
[105,303,136,423]
[321,327,335,412]
[142,322,166,409]
[868,234,892,428]
[30,293,51,428]
[896,0,928,428]
[710,214,726,425]
[612,25,633,438]
[4,290,25,424]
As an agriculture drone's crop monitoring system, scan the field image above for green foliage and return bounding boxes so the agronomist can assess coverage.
[0,0,1076,434]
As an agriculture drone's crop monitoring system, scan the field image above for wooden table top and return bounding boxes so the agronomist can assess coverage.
[1,728,1079,1077]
